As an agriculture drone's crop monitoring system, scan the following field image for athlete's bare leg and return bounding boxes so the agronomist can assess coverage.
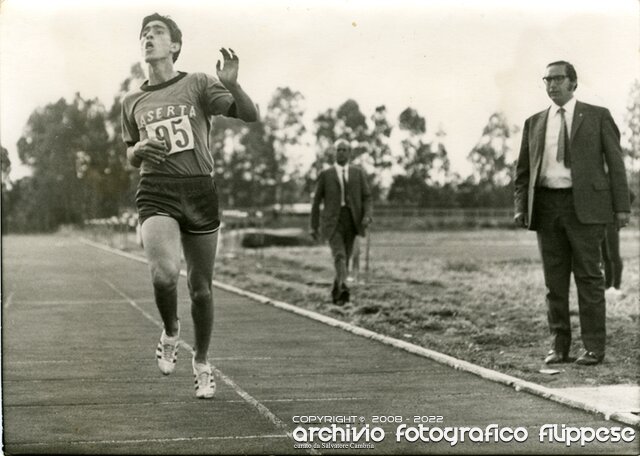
[141,216,182,337]
[181,230,219,364]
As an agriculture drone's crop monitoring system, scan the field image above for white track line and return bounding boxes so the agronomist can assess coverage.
[254,397,365,403]
[82,238,639,427]
[6,360,75,365]
[212,356,272,361]
[104,280,162,327]
[10,434,289,447]
[7,398,363,408]
[102,278,319,455]
[7,299,138,306]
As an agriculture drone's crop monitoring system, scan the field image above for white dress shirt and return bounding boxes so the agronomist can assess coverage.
[539,97,576,188]
[334,163,349,206]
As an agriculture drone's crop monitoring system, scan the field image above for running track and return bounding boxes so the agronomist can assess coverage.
[2,235,638,454]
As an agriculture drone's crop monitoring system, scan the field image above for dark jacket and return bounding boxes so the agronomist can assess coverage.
[514,101,630,229]
[311,165,373,239]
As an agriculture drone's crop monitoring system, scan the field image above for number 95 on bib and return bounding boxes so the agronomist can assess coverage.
[145,115,195,154]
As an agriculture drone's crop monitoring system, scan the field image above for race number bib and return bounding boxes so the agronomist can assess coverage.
[145,115,195,154]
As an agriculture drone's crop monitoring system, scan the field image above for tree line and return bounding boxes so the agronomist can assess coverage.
[1,64,638,233]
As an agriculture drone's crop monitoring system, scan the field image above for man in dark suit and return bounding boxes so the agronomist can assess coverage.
[514,61,631,366]
[311,139,373,305]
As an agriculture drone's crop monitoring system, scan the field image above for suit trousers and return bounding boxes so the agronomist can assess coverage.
[328,206,357,294]
[534,188,607,356]
[601,223,623,289]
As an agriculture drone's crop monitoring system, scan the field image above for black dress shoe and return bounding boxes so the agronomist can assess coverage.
[544,350,568,364]
[339,288,350,303]
[575,351,604,366]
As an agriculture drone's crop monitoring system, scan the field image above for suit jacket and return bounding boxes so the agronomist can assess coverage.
[514,101,630,230]
[310,165,373,239]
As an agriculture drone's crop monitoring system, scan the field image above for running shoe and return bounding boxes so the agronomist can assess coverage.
[193,358,216,399]
[156,322,180,375]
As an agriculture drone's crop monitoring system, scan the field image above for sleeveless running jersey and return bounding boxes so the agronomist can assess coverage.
[121,72,235,176]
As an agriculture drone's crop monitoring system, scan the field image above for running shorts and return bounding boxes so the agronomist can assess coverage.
[136,174,220,235]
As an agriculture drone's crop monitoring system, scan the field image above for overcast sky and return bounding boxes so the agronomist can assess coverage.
[1,0,638,180]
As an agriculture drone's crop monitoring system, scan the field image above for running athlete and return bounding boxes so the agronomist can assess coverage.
[121,13,258,399]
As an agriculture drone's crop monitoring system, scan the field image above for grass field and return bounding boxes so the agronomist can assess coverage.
[86,226,639,388]
[212,228,639,388]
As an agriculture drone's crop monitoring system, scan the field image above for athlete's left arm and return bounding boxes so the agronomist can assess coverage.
[217,48,259,122]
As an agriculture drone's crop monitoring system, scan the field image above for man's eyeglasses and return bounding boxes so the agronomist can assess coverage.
[337,148,349,151]
[542,75,568,84]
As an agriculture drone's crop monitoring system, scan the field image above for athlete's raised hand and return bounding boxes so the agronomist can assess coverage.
[215,47,258,122]
[216,48,239,88]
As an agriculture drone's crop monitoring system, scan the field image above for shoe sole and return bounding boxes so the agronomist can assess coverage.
[158,361,176,375]
[194,382,216,399]
[196,390,216,399]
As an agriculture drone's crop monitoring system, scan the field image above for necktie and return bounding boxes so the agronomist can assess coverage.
[342,168,348,206]
[556,108,570,167]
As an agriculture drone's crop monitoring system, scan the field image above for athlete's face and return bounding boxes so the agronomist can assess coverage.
[140,20,179,63]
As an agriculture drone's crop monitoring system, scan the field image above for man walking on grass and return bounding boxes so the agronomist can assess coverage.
[311,139,373,305]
